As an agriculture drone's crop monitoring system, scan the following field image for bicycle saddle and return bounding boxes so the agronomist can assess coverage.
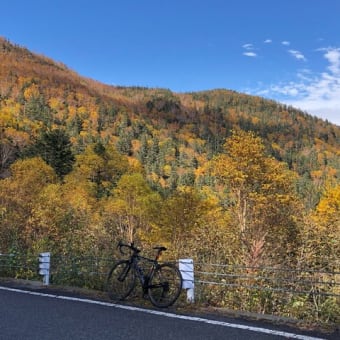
[153,246,167,251]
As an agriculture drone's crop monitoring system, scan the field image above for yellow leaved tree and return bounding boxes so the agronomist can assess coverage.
[0,157,56,252]
[307,184,340,271]
[211,130,301,268]
[101,173,161,244]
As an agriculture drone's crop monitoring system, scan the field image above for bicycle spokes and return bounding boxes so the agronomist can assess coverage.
[107,260,136,301]
[148,264,182,308]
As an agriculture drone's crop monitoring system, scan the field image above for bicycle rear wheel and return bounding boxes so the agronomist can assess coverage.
[148,263,183,308]
[107,260,136,301]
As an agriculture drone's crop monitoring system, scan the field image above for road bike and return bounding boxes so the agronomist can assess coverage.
[106,241,183,308]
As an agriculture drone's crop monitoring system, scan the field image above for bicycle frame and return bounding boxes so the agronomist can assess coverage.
[131,253,158,291]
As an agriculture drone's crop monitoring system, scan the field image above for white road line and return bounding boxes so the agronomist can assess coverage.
[0,286,325,340]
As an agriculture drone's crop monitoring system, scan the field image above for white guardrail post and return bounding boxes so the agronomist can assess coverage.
[179,258,194,303]
[39,252,51,285]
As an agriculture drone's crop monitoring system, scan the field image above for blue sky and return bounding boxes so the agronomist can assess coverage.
[1,0,340,125]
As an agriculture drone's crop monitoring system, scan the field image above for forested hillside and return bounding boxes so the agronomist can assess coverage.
[0,36,339,283]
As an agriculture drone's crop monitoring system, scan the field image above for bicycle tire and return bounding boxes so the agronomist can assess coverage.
[107,260,136,301]
[148,263,183,308]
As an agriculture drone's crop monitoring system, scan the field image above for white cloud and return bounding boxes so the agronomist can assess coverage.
[288,49,307,61]
[243,52,257,57]
[242,43,254,50]
[242,43,257,57]
[324,48,340,74]
[287,47,340,125]
[282,41,290,46]
[296,68,313,81]
[249,47,340,125]
[264,39,272,43]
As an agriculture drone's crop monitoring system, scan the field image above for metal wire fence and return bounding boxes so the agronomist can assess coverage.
[1,253,339,297]
[0,253,39,280]
[49,254,113,290]
[1,253,339,322]
[192,262,340,322]
[193,262,340,298]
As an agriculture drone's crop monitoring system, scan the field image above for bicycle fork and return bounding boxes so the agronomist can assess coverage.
[118,262,131,282]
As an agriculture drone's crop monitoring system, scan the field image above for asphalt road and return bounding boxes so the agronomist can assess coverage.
[0,286,335,340]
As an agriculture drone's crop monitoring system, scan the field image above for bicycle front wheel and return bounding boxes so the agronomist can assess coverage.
[148,263,183,308]
[107,260,136,301]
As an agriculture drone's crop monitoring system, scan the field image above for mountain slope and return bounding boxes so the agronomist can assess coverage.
[1,36,339,200]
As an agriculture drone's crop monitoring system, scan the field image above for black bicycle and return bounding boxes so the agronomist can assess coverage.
[106,241,183,308]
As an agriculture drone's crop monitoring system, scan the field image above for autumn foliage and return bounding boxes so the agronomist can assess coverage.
[0,37,339,322]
